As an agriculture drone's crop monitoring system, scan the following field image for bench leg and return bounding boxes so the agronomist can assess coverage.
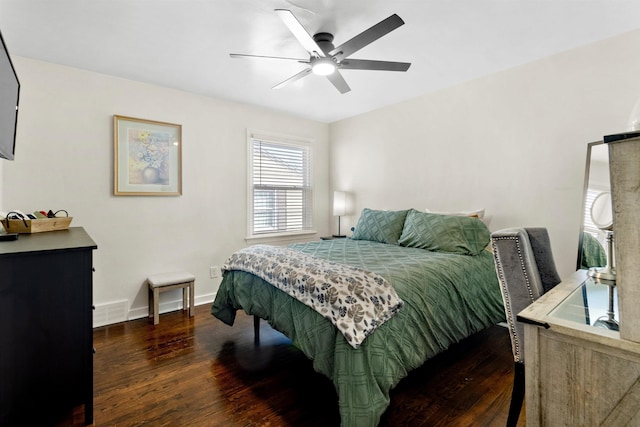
[153,288,160,325]
[182,286,188,312]
[189,282,195,317]
[148,283,154,321]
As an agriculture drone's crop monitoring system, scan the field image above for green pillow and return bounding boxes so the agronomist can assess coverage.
[351,208,408,245]
[398,209,490,255]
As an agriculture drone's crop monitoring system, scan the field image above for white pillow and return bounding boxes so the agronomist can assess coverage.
[425,208,485,219]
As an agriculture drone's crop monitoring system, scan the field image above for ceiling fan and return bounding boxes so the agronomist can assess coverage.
[230,9,411,94]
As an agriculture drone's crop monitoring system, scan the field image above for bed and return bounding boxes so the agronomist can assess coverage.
[211,208,505,427]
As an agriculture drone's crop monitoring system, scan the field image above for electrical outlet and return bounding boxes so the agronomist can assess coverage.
[209,266,220,279]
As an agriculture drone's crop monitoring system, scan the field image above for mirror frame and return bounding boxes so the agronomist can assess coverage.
[576,140,609,270]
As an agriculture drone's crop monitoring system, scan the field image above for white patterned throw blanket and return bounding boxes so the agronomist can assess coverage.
[223,244,404,348]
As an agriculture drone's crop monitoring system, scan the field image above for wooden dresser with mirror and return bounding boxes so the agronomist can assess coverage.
[520,134,640,426]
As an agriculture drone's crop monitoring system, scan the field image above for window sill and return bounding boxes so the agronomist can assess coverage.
[245,230,318,246]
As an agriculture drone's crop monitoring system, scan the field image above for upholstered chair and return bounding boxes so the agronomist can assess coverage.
[490,228,562,427]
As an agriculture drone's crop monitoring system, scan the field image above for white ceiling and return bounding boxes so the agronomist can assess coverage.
[1,0,640,123]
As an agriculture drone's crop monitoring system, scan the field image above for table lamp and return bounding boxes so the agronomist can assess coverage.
[333,191,350,238]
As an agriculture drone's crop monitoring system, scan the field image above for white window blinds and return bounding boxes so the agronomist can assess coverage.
[249,137,312,236]
[583,188,601,238]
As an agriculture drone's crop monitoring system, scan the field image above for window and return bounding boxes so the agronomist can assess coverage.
[248,132,313,237]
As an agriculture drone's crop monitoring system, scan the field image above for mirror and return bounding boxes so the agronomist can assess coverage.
[590,191,613,230]
[550,276,618,331]
[586,190,616,282]
[577,141,611,270]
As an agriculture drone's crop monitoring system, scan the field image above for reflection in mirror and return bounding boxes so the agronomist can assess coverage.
[587,191,616,282]
[550,276,618,330]
[577,141,611,270]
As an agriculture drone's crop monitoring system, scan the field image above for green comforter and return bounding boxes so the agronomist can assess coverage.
[211,239,505,427]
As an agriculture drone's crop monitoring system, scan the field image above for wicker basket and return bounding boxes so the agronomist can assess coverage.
[1,216,73,234]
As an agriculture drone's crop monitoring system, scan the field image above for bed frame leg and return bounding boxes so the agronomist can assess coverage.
[253,315,260,345]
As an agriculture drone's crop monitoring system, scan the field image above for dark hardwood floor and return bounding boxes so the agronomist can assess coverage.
[57,305,525,426]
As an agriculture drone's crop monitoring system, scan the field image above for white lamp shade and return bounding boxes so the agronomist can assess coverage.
[333,191,347,216]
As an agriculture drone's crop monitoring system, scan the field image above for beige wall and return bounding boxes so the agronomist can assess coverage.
[4,29,640,324]
[329,29,640,279]
[1,57,330,324]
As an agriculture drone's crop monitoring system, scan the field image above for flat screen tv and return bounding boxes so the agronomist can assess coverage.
[0,28,20,161]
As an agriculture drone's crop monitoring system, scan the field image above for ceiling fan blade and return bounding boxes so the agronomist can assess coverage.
[230,53,308,63]
[329,14,405,61]
[272,68,313,90]
[326,70,351,94]
[339,59,411,72]
[275,9,326,57]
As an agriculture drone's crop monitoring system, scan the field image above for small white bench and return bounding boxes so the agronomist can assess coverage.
[147,272,195,325]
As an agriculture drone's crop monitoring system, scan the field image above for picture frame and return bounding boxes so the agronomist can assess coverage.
[114,115,182,196]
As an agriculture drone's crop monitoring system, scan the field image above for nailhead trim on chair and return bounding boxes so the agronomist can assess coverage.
[491,235,537,363]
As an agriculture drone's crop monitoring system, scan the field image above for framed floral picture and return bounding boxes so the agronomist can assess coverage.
[114,115,182,196]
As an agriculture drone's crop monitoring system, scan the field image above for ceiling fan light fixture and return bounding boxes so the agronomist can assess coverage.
[312,59,336,76]
[230,10,410,93]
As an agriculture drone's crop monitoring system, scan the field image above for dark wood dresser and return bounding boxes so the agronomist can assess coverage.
[0,227,97,425]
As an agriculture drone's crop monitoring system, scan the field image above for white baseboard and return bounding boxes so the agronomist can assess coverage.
[93,293,216,328]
